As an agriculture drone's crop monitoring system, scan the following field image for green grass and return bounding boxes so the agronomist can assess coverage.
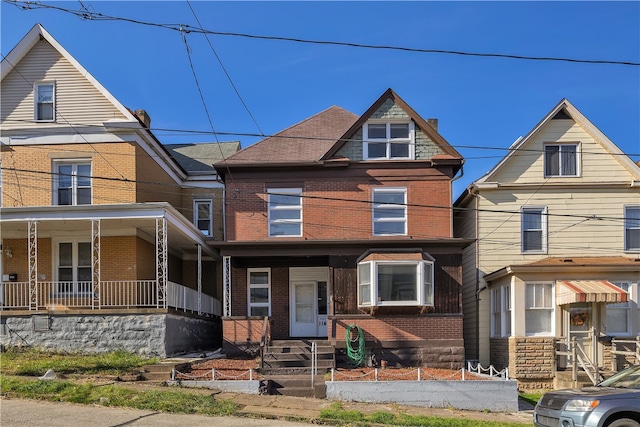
[0,348,157,376]
[0,376,238,416]
[519,392,543,407]
[319,402,531,427]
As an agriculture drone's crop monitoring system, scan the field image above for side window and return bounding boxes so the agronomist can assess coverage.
[247,269,270,317]
[35,82,55,122]
[194,199,213,236]
[544,144,578,177]
[521,207,547,253]
[624,206,640,252]
[54,161,92,206]
[372,188,407,236]
[268,188,302,237]
[607,282,630,335]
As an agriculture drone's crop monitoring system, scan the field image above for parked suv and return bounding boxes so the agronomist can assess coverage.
[533,365,640,427]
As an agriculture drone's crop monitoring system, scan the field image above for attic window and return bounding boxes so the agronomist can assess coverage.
[363,121,414,160]
[35,82,55,122]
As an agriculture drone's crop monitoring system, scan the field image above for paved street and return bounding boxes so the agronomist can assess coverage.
[0,398,312,427]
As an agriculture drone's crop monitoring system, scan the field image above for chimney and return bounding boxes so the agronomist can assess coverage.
[134,109,151,128]
[426,118,438,131]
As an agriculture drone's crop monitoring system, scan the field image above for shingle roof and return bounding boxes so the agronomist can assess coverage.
[520,256,640,267]
[165,142,241,172]
[220,106,358,165]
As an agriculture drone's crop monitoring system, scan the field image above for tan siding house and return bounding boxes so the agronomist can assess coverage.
[455,99,640,390]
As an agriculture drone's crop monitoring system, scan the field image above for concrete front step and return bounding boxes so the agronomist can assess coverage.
[141,362,189,381]
[266,374,327,398]
[554,369,615,389]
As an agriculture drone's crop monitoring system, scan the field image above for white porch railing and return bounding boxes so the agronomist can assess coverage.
[0,280,220,316]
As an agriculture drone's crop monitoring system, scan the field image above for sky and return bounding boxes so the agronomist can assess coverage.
[1,1,639,197]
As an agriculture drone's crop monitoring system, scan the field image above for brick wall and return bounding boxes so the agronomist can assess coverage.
[331,315,463,342]
[222,317,268,356]
[180,188,225,240]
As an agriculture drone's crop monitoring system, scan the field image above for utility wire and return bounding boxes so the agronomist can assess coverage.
[4,0,639,67]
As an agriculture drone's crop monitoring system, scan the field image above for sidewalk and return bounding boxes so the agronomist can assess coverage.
[118,380,535,425]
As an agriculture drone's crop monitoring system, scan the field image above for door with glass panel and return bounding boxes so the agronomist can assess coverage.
[563,304,596,368]
[290,281,328,337]
[57,242,92,295]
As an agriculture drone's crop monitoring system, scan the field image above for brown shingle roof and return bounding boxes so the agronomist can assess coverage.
[220,106,357,165]
[520,256,640,267]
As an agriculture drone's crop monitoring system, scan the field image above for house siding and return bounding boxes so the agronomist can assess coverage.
[1,39,126,128]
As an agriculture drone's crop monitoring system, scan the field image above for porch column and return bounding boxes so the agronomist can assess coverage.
[91,219,101,309]
[223,256,231,316]
[197,243,202,315]
[156,217,167,308]
[28,221,37,310]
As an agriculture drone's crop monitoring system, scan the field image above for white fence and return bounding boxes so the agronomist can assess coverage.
[0,280,221,316]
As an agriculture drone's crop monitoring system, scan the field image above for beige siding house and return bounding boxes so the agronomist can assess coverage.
[0,24,238,356]
[455,99,640,390]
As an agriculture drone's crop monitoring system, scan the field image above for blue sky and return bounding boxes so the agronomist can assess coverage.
[2,1,639,197]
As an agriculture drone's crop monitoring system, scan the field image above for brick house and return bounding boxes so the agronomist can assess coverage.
[217,89,470,367]
[0,24,238,356]
[454,99,640,390]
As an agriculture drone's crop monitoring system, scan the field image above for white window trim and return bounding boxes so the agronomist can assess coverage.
[53,239,93,295]
[34,81,56,122]
[247,268,271,317]
[521,206,547,254]
[525,282,555,337]
[363,120,415,160]
[624,205,640,252]
[491,285,512,338]
[193,198,213,237]
[607,282,632,336]
[372,187,407,236]
[357,260,434,307]
[543,143,580,178]
[53,160,92,206]
[268,188,302,237]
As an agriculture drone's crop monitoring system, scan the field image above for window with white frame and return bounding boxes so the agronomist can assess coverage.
[624,206,640,252]
[372,188,407,236]
[54,161,92,205]
[525,282,553,335]
[491,285,511,337]
[357,260,433,307]
[247,269,270,317]
[35,82,55,121]
[268,188,302,237]
[57,241,92,294]
[363,121,415,160]
[521,207,547,253]
[607,282,631,335]
[194,199,213,236]
[544,144,578,177]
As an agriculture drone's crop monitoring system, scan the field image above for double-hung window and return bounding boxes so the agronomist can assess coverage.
[268,188,302,237]
[357,260,433,307]
[364,121,414,160]
[607,282,631,335]
[492,286,512,337]
[373,188,407,236]
[57,241,92,295]
[521,207,547,253]
[194,199,213,236]
[247,269,270,317]
[54,161,92,205]
[544,144,578,177]
[525,283,553,336]
[624,206,640,252]
[35,82,55,121]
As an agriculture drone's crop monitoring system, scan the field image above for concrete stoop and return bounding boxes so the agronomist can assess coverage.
[141,362,189,381]
[267,374,327,398]
[554,369,615,389]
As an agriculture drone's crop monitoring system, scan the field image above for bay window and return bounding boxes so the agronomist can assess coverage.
[357,260,433,307]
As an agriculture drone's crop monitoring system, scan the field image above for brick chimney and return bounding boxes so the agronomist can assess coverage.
[426,118,438,131]
[134,109,151,128]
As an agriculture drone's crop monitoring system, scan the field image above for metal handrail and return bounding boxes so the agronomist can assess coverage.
[259,316,270,369]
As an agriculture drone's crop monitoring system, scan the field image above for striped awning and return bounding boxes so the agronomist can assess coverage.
[556,280,628,306]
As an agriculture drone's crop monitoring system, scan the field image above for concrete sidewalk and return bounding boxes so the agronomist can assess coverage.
[118,380,534,424]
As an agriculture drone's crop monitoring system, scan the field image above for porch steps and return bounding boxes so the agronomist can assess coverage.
[554,369,616,389]
[261,339,335,397]
[141,362,189,382]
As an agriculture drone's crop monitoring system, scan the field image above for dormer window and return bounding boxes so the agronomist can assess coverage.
[364,121,414,160]
[35,82,55,122]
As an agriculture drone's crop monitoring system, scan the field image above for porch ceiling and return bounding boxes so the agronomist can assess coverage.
[556,280,628,305]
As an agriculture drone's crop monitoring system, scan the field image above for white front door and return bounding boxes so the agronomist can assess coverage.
[291,281,317,337]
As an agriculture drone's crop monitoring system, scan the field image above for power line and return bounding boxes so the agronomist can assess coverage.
[4,0,639,67]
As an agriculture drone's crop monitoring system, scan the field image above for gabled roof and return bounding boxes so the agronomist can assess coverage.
[165,141,240,172]
[1,23,135,121]
[322,88,462,160]
[475,98,640,184]
[219,106,357,165]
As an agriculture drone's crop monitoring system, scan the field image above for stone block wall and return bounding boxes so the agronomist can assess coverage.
[510,337,555,391]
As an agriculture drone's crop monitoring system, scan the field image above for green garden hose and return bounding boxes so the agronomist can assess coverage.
[345,324,366,367]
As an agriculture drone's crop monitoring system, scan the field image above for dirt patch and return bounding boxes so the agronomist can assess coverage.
[177,357,260,380]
